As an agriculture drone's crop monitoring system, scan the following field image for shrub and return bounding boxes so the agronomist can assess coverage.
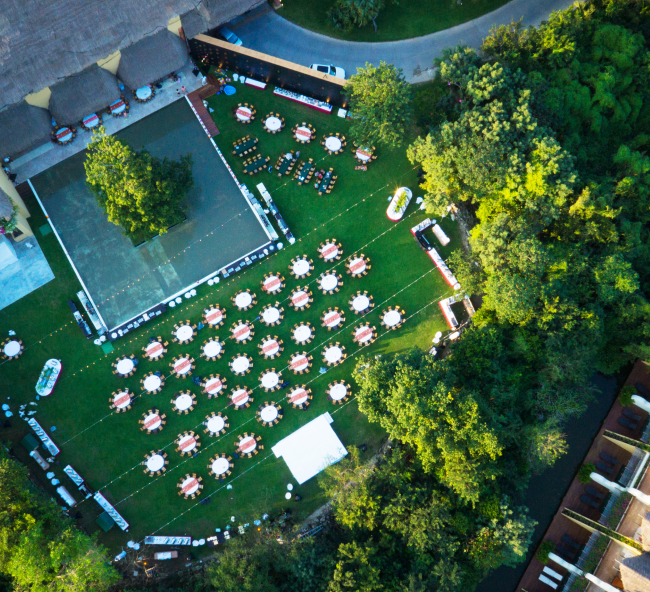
[620,385,635,407]
[578,463,596,484]
[536,540,555,564]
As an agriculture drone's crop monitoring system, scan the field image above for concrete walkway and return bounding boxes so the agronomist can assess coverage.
[234,0,576,82]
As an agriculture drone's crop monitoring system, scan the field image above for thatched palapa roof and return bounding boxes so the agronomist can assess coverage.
[0,0,259,111]
[0,102,52,158]
[117,29,188,90]
[49,66,120,125]
[621,553,650,592]
[182,0,263,39]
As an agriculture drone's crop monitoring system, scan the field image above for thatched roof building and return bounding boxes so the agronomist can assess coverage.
[0,0,259,111]
[117,29,188,90]
[49,66,121,125]
[0,102,52,157]
[621,553,650,591]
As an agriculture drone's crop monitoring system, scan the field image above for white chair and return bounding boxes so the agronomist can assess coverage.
[539,574,558,589]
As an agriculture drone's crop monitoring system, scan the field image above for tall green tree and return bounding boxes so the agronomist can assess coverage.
[85,127,193,239]
[345,62,412,147]
[328,0,396,33]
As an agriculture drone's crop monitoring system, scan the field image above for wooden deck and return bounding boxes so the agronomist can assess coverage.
[187,85,219,138]
[517,360,650,592]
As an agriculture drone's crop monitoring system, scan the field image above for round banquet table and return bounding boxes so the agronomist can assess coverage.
[114,392,131,409]
[290,355,309,372]
[325,137,342,151]
[352,295,370,312]
[235,292,253,309]
[178,435,197,452]
[235,106,252,121]
[323,311,342,328]
[206,416,225,433]
[232,323,251,341]
[116,358,134,375]
[175,393,193,411]
[143,413,162,430]
[330,383,348,401]
[109,99,126,114]
[136,86,152,100]
[144,375,162,392]
[348,257,367,275]
[289,388,309,405]
[232,389,250,406]
[175,325,193,342]
[321,243,339,260]
[55,127,73,143]
[265,116,282,131]
[231,356,250,373]
[356,148,372,162]
[262,308,280,324]
[293,325,312,342]
[355,326,374,343]
[204,377,223,395]
[291,290,309,308]
[260,405,279,423]
[145,341,164,359]
[261,372,279,389]
[320,274,338,291]
[203,341,222,357]
[261,339,280,356]
[212,457,230,474]
[146,454,165,472]
[296,126,312,140]
[324,346,343,364]
[83,113,99,128]
[239,436,256,453]
[383,310,402,327]
[205,308,224,325]
[174,357,192,375]
[3,340,21,357]
[263,275,282,293]
[292,259,310,276]
[181,476,199,495]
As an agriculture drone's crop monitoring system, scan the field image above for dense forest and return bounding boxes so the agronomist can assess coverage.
[2,1,649,591]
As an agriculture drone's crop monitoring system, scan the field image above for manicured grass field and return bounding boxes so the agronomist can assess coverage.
[276,0,512,43]
[0,75,461,553]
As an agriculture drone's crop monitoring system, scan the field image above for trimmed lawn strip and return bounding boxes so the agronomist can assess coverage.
[0,79,461,552]
[275,0,512,43]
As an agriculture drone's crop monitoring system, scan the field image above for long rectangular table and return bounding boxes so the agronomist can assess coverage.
[297,161,314,183]
[317,171,333,193]
[277,156,293,175]
[235,138,257,155]
[245,156,267,174]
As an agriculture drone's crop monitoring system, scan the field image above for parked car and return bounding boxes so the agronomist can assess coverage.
[309,64,346,79]
[218,26,243,46]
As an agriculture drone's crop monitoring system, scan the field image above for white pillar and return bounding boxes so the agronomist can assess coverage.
[590,473,625,493]
[585,573,623,592]
[548,553,584,576]
[632,395,650,414]
[628,487,650,506]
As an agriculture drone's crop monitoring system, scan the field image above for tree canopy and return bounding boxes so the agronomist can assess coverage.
[85,127,193,241]
[345,62,412,147]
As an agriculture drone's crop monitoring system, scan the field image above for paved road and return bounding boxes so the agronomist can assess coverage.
[234,0,575,82]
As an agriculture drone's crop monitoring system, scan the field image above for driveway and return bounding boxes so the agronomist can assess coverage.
[234,0,575,81]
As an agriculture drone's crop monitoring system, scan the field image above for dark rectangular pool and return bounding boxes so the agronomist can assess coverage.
[30,99,270,331]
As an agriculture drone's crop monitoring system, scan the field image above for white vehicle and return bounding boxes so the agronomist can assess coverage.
[309,64,346,79]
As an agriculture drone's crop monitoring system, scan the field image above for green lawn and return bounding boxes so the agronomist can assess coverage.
[276,0,512,43]
[0,76,461,553]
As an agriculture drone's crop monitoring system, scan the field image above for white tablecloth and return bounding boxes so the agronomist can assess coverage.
[143,413,162,430]
[293,325,312,342]
[320,274,338,291]
[356,148,372,162]
[174,358,192,374]
[3,341,20,357]
[323,311,342,327]
[383,310,402,327]
[355,326,373,343]
[144,375,162,392]
[325,137,342,151]
[296,126,311,140]
[261,372,280,389]
[289,388,309,405]
[265,116,281,131]
[262,307,280,324]
[290,355,309,372]
[321,243,339,260]
[324,346,343,364]
[239,436,256,452]
[291,291,309,308]
[232,323,251,341]
[175,325,193,342]
[232,389,250,406]
[352,295,370,312]
[207,416,225,433]
[292,259,310,276]
[204,377,223,395]
[116,358,134,375]
[114,392,131,408]
[175,393,193,411]
[236,107,252,121]
[329,383,347,400]
[146,454,164,472]
[136,86,152,100]
[348,257,366,275]
[181,477,199,494]
[261,406,279,422]
[263,275,282,292]
[178,435,196,452]
[235,292,253,308]
[146,342,164,358]
[203,340,222,357]
[231,356,250,373]
[205,308,224,325]
[212,457,230,474]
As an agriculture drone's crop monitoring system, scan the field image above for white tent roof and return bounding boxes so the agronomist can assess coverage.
[272,412,347,484]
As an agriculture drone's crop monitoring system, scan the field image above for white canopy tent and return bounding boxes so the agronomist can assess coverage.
[272,412,347,484]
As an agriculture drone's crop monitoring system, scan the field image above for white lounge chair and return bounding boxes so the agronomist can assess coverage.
[539,574,558,589]
[543,566,563,581]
